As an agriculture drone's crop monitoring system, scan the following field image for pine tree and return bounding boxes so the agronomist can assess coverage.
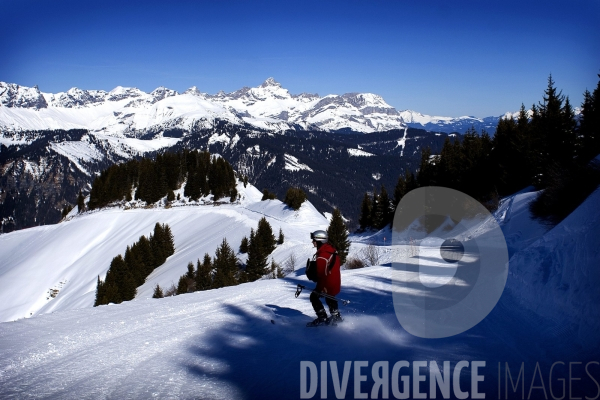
[167,190,175,203]
[152,284,164,298]
[162,224,175,257]
[370,188,382,230]
[195,253,213,291]
[277,228,285,245]
[416,147,436,187]
[212,238,238,288]
[393,174,407,208]
[244,218,276,281]
[283,187,306,210]
[186,262,195,280]
[577,75,600,163]
[378,185,392,228]
[492,107,534,195]
[239,236,249,253]
[358,192,373,231]
[327,208,350,265]
[261,189,276,201]
[77,190,85,213]
[176,275,188,295]
[94,276,104,306]
[255,217,276,255]
[533,75,573,186]
[245,233,270,281]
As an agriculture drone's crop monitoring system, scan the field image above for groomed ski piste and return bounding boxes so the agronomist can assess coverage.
[0,182,599,399]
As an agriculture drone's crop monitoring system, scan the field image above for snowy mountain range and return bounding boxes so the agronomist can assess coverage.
[0,79,504,136]
[0,180,598,398]
[0,78,509,233]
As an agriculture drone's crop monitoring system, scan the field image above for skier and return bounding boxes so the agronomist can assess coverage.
[306,230,343,327]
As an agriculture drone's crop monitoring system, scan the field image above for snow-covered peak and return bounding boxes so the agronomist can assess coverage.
[0,82,48,109]
[49,87,108,108]
[249,78,291,99]
[260,77,281,88]
[150,86,178,102]
[107,86,146,102]
[341,93,399,116]
[183,86,203,96]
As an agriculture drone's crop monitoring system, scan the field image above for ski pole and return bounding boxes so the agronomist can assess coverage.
[294,284,350,306]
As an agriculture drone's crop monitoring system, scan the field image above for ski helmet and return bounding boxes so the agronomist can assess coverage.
[310,230,328,243]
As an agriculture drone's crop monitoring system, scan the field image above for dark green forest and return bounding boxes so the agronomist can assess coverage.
[95,223,175,306]
[358,74,600,230]
[88,149,237,209]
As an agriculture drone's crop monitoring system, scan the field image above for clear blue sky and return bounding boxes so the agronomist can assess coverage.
[1,0,598,117]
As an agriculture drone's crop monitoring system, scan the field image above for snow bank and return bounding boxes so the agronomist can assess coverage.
[505,187,600,347]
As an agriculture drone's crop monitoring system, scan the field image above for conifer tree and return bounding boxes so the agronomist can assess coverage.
[186,262,195,280]
[255,217,276,255]
[393,174,407,208]
[167,190,175,203]
[277,228,284,245]
[378,185,392,228]
[195,253,213,291]
[492,109,533,195]
[136,235,155,277]
[370,188,382,230]
[229,186,238,203]
[152,284,164,298]
[327,208,350,265]
[577,75,600,163]
[212,238,238,288]
[416,147,436,187]
[358,193,373,231]
[94,276,104,306]
[533,75,575,186]
[244,218,276,281]
[239,236,249,253]
[77,190,85,213]
[283,187,306,210]
[176,275,188,295]
[245,234,270,281]
[261,189,276,201]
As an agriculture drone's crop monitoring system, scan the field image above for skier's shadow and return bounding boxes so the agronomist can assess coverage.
[264,304,304,319]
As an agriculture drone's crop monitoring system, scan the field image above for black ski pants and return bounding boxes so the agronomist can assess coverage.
[310,291,338,316]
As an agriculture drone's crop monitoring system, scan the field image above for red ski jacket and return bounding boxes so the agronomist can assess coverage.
[314,242,341,296]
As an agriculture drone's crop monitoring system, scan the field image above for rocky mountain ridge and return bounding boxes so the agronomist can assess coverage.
[1,79,505,136]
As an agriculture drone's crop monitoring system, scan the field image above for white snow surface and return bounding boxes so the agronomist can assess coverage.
[347,148,375,157]
[283,154,314,172]
[0,184,599,399]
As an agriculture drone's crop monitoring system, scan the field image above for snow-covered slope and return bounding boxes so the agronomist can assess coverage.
[0,182,328,322]
[0,185,599,399]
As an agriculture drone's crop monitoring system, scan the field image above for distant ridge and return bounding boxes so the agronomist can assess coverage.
[1,79,505,136]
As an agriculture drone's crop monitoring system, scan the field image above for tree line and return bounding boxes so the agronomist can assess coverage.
[154,208,351,298]
[359,73,600,229]
[154,217,282,298]
[95,223,175,306]
[88,150,237,209]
